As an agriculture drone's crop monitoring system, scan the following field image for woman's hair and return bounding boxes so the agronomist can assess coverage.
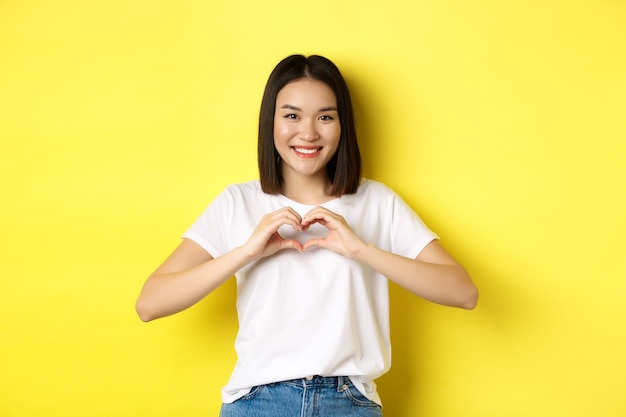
[258,54,362,196]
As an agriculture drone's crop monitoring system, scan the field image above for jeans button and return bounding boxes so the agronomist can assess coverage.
[305,375,314,380]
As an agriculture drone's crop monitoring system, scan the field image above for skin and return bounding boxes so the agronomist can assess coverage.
[135,78,478,322]
[273,78,341,205]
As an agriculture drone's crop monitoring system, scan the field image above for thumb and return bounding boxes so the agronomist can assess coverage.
[280,238,304,253]
[302,238,326,251]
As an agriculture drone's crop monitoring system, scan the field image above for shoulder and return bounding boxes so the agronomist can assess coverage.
[204,180,264,210]
[356,178,398,199]
[222,180,263,198]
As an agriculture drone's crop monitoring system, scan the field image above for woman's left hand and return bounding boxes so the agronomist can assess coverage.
[301,206,366,258]
[301,207,478,309]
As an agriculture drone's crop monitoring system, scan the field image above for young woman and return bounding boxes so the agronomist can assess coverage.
[136,54,478,417]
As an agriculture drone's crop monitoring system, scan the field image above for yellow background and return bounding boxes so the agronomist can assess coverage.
[1,0,625,416]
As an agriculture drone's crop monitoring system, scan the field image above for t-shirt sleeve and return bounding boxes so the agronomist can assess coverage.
[181,187,235,258]
[388,191,438,260]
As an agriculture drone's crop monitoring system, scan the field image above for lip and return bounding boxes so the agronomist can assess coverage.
[292,146,322,158]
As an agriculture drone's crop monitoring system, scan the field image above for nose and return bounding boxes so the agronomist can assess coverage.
[299,119,319,142]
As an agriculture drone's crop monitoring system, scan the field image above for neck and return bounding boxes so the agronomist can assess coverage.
[281,172,334,205]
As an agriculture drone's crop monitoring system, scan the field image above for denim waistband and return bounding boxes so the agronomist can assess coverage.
[282,375,347,389]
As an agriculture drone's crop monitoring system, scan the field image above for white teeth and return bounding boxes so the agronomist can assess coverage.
[294,147,320,154]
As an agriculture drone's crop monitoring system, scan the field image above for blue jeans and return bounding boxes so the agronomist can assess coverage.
[219,376,383,417]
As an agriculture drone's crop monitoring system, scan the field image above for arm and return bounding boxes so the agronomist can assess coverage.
[355,239,478,309]
[301,207,478,310]
[135,207,306,322]
[135,239,248,322]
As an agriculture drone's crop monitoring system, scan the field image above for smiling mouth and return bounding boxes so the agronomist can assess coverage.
[292,146,322,156]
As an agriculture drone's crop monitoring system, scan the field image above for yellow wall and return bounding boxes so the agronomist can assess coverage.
[1,1,625,416]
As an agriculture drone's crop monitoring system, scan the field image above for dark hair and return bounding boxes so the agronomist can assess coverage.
[258,54,361,196]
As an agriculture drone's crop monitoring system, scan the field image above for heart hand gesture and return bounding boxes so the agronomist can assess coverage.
[242,207,305,260]
[301,206,365,259]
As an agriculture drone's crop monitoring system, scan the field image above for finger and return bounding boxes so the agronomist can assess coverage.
[302,208,335,228]
[280,239,304,253]
[275,208,303,231]
[302,212,340,230]
[280,207,303,221]
[303,205,331,219]
[266,212,302,232]
[301,218,327,231]
[302,237,327,251]
[280,216,303,232]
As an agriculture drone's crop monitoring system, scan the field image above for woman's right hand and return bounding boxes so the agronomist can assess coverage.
[136,207,304,322]
[242,207,304,260]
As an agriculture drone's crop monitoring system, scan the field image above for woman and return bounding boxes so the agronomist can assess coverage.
[136,54,478,417]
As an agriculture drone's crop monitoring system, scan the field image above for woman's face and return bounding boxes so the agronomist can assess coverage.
[273,78,341,183]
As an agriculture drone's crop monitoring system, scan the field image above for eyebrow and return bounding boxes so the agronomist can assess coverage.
[280,104,338,112]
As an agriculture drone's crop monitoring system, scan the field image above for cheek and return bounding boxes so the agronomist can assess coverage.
[273,120,291,140]
[323,124,341,143]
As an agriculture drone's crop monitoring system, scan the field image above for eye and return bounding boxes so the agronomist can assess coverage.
[319,115,335,121]
[284,113,298,120]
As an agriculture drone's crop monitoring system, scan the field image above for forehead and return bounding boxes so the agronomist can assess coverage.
[276,78,337,105]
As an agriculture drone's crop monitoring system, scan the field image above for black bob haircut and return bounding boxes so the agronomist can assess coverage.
[258,54,361,196]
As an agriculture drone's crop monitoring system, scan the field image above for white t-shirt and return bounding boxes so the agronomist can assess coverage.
[183,179,437,405]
